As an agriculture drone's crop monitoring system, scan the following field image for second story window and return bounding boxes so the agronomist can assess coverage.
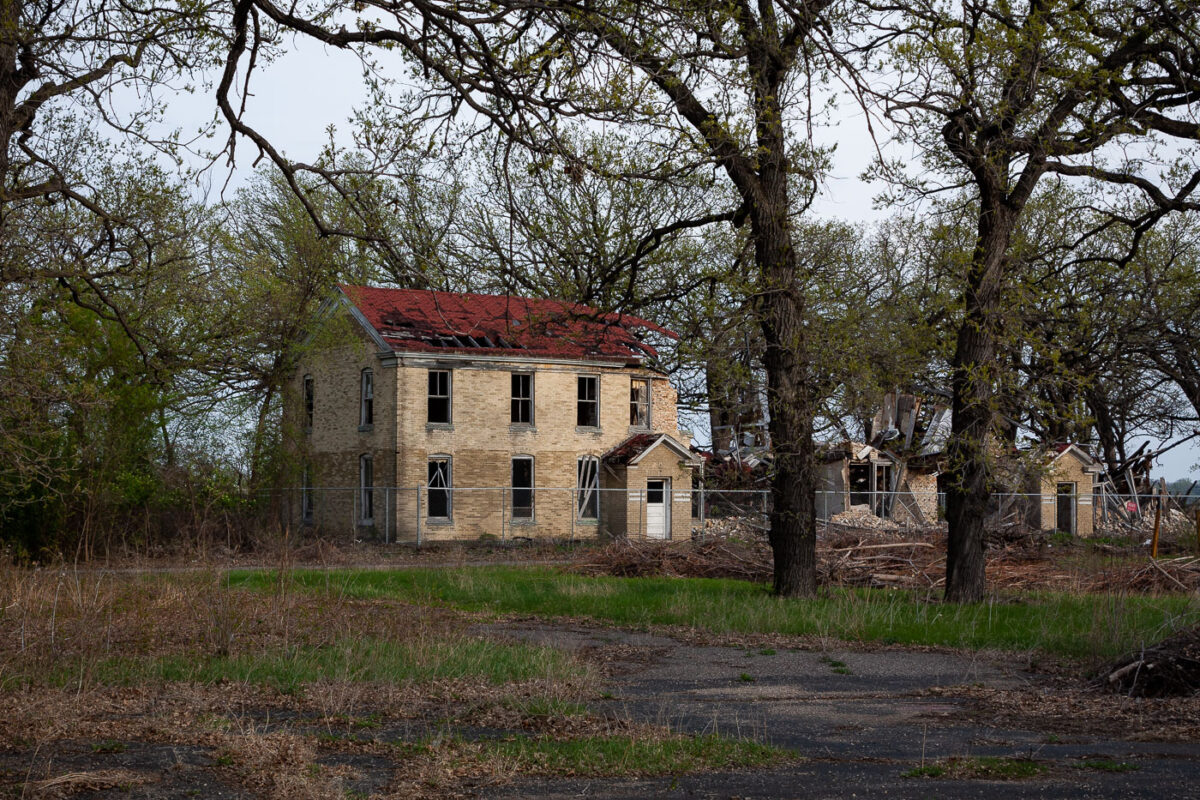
[303,375,314,430]
[360,368,374,427]
[577,375,599,428]
[428,370,451,424]
[511,373,533,425]
[630,378,650,428]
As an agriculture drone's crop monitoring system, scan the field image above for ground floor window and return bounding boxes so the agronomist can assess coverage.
[359,455,374,522]
[577,457,599,520]
[511,457,534,519]
[301,466,314,522]
[428,457,452,519]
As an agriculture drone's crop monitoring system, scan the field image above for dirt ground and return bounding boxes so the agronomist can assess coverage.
[480,620,1200,799]
[6,532,1200,799]
[5,610,1200,799]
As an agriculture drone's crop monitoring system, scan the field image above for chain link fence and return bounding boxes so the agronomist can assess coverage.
[258,485,1198,545]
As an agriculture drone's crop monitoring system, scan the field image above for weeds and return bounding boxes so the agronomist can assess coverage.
[484,733,790,776]
[903,756,1046,780]
[1075,758,1139,773]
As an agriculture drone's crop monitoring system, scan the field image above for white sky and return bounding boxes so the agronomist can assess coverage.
[156,44,1199,481]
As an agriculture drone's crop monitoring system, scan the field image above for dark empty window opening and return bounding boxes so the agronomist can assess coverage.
[848,463,871,509]
[630,378,650,428]
[511,373,533,425]
[428,370,451,424]
[577,457,599,521]
[303,375,314,430]
[428,458,451,519]
[577,376,599,428]
[1056,482,1076,535]
[511,457,534,519]
[301,466,314,522]
[359,455,374,523]
[360,368,374,426]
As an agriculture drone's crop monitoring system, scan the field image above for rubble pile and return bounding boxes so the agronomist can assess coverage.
[829,506,901,531]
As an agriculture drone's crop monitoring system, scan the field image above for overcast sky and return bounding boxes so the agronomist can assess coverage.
[160,41,1198,481]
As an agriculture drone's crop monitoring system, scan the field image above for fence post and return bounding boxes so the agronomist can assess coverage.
[699,484,706,540]
[570,488,575,544]
[384,487,390,545]
[1152,495,1162,558]
[501,487,507,541]
[416,484,423,549]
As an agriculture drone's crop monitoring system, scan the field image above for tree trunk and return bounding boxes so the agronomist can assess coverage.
[753,199,817,597]
[945,199,1012,603]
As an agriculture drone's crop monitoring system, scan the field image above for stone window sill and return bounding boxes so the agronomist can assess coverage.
[358,424,374,433]
[426,423,454,432]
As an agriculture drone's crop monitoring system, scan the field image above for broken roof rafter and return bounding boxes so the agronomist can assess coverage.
[340,284,675,364]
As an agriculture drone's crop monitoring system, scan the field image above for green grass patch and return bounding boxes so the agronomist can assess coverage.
[485,733,789,776]
[17,636,581,693]
[903,756,1045,780]
[506,697,589,717]
[228,567,1200,661]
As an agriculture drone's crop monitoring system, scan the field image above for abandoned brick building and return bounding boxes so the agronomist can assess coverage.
[288,285,700,541]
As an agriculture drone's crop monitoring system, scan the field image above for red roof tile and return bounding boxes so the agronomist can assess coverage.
[602,433,663,465]
[340,285,675,363]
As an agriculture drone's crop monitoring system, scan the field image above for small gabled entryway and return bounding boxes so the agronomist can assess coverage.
[646,478,671,539]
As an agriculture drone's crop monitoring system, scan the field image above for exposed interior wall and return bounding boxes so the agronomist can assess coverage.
[816,461,847,520]
[890,469,939,525]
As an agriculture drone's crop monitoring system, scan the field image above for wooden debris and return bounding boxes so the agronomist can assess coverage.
[1100,625,1200,697]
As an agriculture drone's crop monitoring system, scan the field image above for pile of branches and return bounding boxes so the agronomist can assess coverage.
[1100,625,1200,697]
[573,538,772,582]
[1085,557,1200,593]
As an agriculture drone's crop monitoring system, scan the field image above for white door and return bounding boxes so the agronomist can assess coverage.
[646,479,671,539]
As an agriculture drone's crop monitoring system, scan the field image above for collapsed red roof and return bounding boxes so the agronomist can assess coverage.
[340,285,675,364]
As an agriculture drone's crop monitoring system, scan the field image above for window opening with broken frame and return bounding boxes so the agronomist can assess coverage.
[428,457,452,519]
[428,370,451,424]
[360,368,374,426]
[359,454,374,522]
[577,457,599,520]
[630,378,650,428]
[301,465,313,521]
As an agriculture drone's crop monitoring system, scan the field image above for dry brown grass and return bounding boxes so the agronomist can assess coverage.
[2,564,738,799]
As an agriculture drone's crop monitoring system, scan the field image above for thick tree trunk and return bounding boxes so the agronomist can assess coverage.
[752,201,817,597]
[945,199,1012,603]
[763,331,817,596]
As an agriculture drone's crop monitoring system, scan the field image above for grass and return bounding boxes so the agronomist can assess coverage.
[1075,758,1139,773]
[902,756,1046,780]
[17,635,582,693]
[229,566,1200,661]
[484,733,790,776]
